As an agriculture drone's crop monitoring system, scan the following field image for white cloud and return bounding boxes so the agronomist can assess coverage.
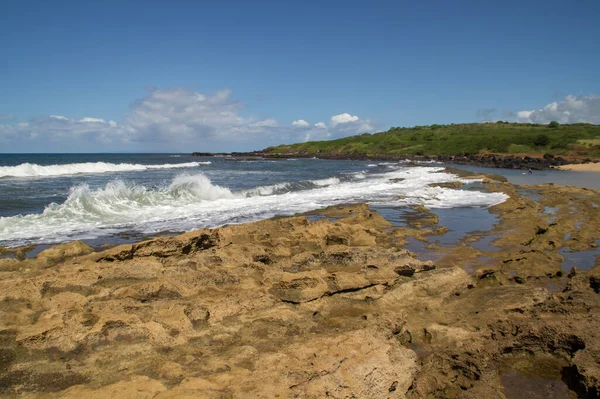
[292,119,310,127]
[517,110,533,119]
[252,119,279,127]
[0,114,15,121]
[330,113,359,127]
[0,87,378,151]
[516,95,600,124]
[80,117,106,123]
[121,87,263,144]
[0,88,291,151]
[328,113,374,136]
[289,113,375,143]
[0,114,122,151]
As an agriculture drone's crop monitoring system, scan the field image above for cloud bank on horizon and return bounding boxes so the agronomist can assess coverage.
[0,88,375,152]
[1,90,599,153]
[515,95,600,125]
[477,95,600,125]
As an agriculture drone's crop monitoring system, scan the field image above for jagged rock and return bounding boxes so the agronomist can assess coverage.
[36,241,94,266]
[0,184,599,397]
[428,181,463,189]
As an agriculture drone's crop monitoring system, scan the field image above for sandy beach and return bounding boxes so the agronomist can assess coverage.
[557,162,600,172]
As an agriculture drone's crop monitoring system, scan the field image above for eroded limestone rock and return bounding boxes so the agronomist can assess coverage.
[0,192,598,398]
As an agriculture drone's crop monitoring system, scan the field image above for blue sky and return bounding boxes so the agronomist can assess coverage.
[1,0,599,152]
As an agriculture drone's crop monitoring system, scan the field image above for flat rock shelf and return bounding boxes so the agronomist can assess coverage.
[0,177,599,398]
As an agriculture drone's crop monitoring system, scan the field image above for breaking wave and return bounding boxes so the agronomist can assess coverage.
[0,161,210,178]
[243,177,341,196]
[0,167,508,246]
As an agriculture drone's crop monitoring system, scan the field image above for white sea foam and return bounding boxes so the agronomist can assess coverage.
[0,167,508,246]
[416,160,442,164]
[243,177,341,197]
[0,161,210,178]
[312,177,340,186]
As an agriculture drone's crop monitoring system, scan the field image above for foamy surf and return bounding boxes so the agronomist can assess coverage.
[0,167,507,247]
[0,161,211,178]
[243,177,341,197]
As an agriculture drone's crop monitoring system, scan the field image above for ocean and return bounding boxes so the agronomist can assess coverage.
[0,153,590,250]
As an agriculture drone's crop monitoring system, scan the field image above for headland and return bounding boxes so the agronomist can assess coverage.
[194,122,600,171]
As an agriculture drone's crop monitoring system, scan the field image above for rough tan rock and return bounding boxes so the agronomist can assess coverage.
[60,376,167,399]
[36,240,94,267]
[0,186,598,398]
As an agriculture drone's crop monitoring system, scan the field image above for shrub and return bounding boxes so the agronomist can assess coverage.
[534,134,550,147]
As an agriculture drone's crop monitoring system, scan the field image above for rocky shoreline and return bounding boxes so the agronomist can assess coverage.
[192,151,599,171]
[0,172,599,397]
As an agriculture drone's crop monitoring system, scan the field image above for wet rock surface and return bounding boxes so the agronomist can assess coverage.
[0,181,599,398]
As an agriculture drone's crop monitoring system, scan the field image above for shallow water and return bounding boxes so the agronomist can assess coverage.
[517,188,543,201]
[501,370,576,399]
[369,206,427,228]
[444,164,600,189]
[431,207,499,247]
[3,156,596,251]
[560,241,600,272]
[402,237,441,262]
[0,156,507,248]
[542,206,560,223]
[373,205,500,246]
[468,233,502,252]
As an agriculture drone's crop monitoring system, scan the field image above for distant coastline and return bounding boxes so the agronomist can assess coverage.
[194,122,600,170]
[192,151,599,171]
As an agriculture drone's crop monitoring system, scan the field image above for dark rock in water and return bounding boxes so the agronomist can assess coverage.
[428,181,463,189]
[191,152,228,156]
[207,150,584,170]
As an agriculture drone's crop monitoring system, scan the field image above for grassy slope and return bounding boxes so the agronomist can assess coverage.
[265,122,600,158]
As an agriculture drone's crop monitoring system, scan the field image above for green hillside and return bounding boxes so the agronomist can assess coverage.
[265,122,600,158]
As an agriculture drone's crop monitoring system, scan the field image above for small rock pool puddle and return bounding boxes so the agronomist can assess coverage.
[542,206,560,223]
[559,240,600,272]
[499,353,577,399]
[373,206,502,262]
[501,370,576,399]
[517,189,542,202]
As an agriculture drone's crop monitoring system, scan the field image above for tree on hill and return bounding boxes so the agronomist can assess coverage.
[549,121,560,128]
